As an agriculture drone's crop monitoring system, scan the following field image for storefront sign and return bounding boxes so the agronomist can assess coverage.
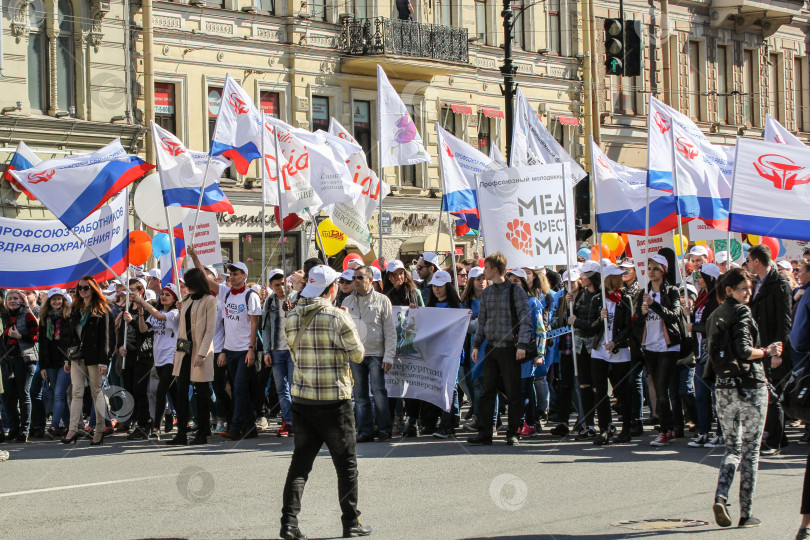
[208,87,222,117]
[217,211,274,227]
[394,213,438,228]
[155,83,175,115]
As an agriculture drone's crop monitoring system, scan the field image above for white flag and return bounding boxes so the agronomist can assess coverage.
[489,143,507,166]
[377,65,430,168]
[261,118,320,216]
[511,87,586,182]
[764,113,807,148]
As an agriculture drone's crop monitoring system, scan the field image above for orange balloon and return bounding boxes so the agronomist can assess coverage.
[129,231,153,266]
[610,236,626,258]
[591,243,610,261]
[621,233,629,246]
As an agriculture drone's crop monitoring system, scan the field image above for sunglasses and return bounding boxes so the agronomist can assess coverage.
[415,265,426,270]
[338,278,351,284]
[458,272,468,276]
[77,285,91,292]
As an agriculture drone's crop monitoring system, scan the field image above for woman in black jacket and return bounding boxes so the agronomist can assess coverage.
[62,276,115,446]
[549,269,584,437]
[708,268,782,529]
[687,263,722,448]
[633,252,683,447]
[1,290,39,443]
[38,288,72,439]
[588,266,634,445]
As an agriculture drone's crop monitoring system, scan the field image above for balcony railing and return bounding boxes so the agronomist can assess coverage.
[339,17,469,64]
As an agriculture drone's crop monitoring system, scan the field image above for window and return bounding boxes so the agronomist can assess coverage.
[475,0,487,41]
[256,0,274,13]
[547,0,561,54]
[351,0,368,19]
[260,91,280,119]
[743,49,755,126]
[478,116,491,155]
[28,2,48,113]
[687,41,702,121]
[769,53,781,121]
[611,76,635,114]
[311,96,329,131]
[55,0,75,113]
[438,0,453,26]
[795,57,806,132]
[353,100,372,167]
[511,1,525,50]
[440,106,456,135]
[240,231,303,278]
[402,104,420,187]
[154,83,176,134]
[310,0,325,20]
[716,45,729,124]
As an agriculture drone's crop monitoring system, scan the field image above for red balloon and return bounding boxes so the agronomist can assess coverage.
[371,259,385,270]
[128,231,153,266]
[705,246,714,264]
[591,243,611,261]
[478,258,485,267]
[273,206,304,231]
[343,254,364,271]
[760,236,780,256]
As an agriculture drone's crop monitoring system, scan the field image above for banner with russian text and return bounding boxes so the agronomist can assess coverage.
[626,233,677,290]
[181,211,221,266]
[477,164,575,268]
[384,306,470,412]
[0,192,128,289]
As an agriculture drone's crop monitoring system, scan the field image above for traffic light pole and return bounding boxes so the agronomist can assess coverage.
[501,0,517,166]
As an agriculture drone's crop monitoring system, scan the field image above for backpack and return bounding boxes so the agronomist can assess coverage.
[783,367,810,423]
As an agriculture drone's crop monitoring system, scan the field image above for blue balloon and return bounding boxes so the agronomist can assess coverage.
[778,239,786,258]
[152,233,171,258]
[577,248,590,259]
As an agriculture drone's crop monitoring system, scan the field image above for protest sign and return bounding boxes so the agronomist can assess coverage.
[688,221,728,241]
[783,240,810,260]
[182,211,221,266]
[0,192,128,289]
[385,306,470,412]
[627,233,677,289]
[478,164,575,268]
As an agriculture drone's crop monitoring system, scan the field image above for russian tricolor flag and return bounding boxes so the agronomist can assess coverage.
[8,140,154,229]
[209,74,262,174]
[3,142,42,199]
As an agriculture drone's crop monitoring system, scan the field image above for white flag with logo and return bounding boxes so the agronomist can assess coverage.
[261,118,320,216]
[378,65,430,168]
[764,113,807,148]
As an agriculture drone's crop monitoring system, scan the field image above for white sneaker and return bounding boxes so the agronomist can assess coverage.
[0,450,9,462]
[688,434,708,448]
[705,434,724,448]
[256,417,269,430]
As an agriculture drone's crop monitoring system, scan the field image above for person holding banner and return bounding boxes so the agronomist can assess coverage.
[588,265,634,445]
[620,259,645,435]
[460,266,486,432]
[707,268,782,529]
[63,277,115,446]
[633,253,684,447]
[468,254,532,447]
[37,289,72,440]
[1,291,39,443]
[549,269,583,438]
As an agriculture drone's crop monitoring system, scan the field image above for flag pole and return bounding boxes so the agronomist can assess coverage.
[590,138,608,337]
[312,214,328,263]
[436,126,458,282]
[670,128,690,315]
[561,162,585,423]
[122,186,131,370]
[271,120,289,295]
[261,113,267,288]
[726,137,740,266]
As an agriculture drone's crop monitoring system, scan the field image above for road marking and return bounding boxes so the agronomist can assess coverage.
[0,474,171,499]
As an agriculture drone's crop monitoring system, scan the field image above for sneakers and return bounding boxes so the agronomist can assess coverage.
[760,443,781,456]
[799,433,810,445]
[706,434,724,448]
[650,431,675,447]
[713,499,732,527]
[688,433,709,448]
[738,516,761,528]
[214,423,226,435]
[505,435,520,446]
[404,423,419,437]
[256,417,269,431]
[276,422,292,437]
[517,422,537,438]
[463,416,480,432]
[796,526,810,539]
[576,426,597,440]
[392,416,404,437]
[0,449,8,462]
[593,425,617,446]
[550,423,570,437]
[433,428,455,439]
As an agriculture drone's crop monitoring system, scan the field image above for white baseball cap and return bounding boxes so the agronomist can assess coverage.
[650,253,669,269]
[144,289,157,302]
[301,265,340,298]
[386,260,406,273]
[506,268,528,281]
[147,269,161,279]
[619,259,635,269]
[47,287,65,299]
[715,251,729,264]
[580,260,602,277]
[428,270,452,287]
[468,267,485,279]
[602,264,626,277]
[136,277,148,290]
[268,268,284,282]
[420,251,440,268]
[685,283,698,298]
[162,283,179,300]
[563,269,581,282]
[777,260,793,271]
[371,266,382,282]
[227,261,249,276]
[204,265,219,278]
[688,245,709,258]
[700,263,721,280]
[340,269,355,282]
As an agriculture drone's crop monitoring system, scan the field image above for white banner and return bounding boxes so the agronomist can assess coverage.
[687,221,728,241]
[783,240,810,260]
[384,306,470,412]
[477,164,575,268]
[182,211,221,266]
[627,233,677,290]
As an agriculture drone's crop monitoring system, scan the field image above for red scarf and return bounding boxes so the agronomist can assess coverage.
[694,291,708,311]
[230,285,246,295]
[606,290,622,303]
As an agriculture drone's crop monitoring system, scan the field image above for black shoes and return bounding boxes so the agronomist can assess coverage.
[343,523,372,537]
[377,432,391,442]
[630,421,644,436]
[615,431,632,443]
[13,433,28,443]
[356,435,375,443]
[467,434,493,445]
[549,423,569,437]
[279,524,307,540]
[738,516,761,528]
[403,423,418,437]
[505,435,519,446]
[61,432,80,444]
[189,434,208,445]
[593,426,616,446]
[165,435,188,446]
[713,498,732,528]
[127,427,149,441]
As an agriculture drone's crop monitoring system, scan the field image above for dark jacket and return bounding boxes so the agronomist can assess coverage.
[572,288,599,338]
[68,307,115,366]
[705,297,766,389]
[749,266,793,350]
[39,313,71,369]
[588,293,633,350]
[386,285,419,308]
[632,282,683,347]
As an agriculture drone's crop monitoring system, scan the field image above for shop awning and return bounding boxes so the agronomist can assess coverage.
[556,115,580,126]
[399,233,453,255]
[481,107,504,118]
[449,103,473,115]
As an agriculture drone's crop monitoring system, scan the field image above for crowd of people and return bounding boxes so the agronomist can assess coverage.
[2,241,810,537]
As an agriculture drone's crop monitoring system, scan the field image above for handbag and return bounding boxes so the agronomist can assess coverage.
[782,366,810,423]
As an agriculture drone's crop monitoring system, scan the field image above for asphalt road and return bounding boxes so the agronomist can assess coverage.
[0,427,805,540]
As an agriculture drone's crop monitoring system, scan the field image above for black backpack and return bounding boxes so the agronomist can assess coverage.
[783,367,810,423]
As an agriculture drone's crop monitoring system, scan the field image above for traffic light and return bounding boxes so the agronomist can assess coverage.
[604,18,624,76]
[623,20,643,77]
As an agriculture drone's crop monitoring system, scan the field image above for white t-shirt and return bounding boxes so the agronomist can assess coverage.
[148,309,180,367]
[644,291,680,353]
[274,297,290,351]
[222,287,262,351]
[213,302,225,353]
[591,299,631,363]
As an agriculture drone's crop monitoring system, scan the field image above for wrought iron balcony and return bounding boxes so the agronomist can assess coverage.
[339,17,469,65]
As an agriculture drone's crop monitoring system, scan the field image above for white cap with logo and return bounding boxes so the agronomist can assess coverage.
[227,261,249,276]
[386,260,406,273]
[420,251,440,268]
[428,270,452,287]
[302,265,341,298]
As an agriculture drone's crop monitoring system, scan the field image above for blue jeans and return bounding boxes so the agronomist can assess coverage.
[668,364,697,432]
[271,350,295,425]
[226,350,257,433]
[629,357,645,422]
[694,362,716,435]
[2,358,36,435]
[47,368,71,429]
[350,356,391,437]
